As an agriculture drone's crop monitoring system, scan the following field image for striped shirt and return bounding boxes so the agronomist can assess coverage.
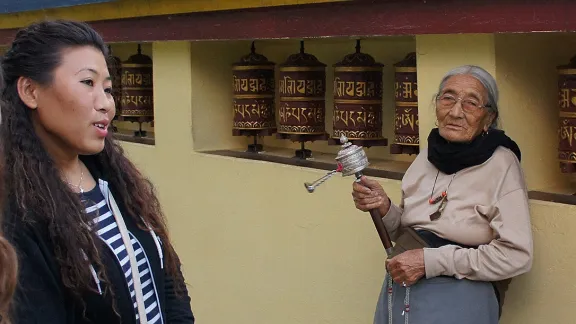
[81,184,164,324]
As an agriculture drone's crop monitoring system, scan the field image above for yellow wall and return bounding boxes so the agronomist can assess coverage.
[494,33,576,192]
[114,35,576,323]
[0,0,346,29]
[125,41,404,323]
[500,200,576,324]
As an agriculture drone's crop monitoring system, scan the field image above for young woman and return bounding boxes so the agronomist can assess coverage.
[1,20,195,323]
[0,65,19,324]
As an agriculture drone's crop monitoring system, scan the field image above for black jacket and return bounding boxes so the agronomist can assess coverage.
[6,156,195,323]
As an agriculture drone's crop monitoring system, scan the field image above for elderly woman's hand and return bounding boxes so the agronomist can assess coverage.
[351,176,391,216]
[386,249,426,287]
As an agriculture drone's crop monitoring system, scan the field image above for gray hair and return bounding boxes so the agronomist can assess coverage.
[437,65,499,129]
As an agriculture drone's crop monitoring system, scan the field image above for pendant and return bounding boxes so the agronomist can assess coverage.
[429,195,447,221]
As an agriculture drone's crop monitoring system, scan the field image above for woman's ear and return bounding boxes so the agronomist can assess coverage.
[17,76,39,110]
[484,112,496,131]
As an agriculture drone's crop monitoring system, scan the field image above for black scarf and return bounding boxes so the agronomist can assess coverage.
[427,128,521,175]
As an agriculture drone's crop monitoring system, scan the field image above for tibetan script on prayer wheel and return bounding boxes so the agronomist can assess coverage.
[120,44,153,118]
[232,42,276,132]
[391,52,419,155]
[557,56,576,172]
[332,40,384,141]
[278,41,327,135]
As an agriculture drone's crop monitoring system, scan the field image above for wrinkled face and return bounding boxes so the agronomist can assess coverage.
[435,74,495,143]
[18,45,115,156]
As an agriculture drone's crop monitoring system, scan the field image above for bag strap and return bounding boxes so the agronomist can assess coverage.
[109,193,148,324]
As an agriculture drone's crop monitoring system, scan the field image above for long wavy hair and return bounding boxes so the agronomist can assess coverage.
[0,20,181,304]
[0,58,19,324]
[0,236,17,324]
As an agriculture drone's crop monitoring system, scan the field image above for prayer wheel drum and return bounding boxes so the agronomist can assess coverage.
[391,52,420,155]
[120,44,154,118]
[278,42,327,135]
[107,46,123,118]
[557,55,576,173]
[232,43,276,133]
[332,40,384,141]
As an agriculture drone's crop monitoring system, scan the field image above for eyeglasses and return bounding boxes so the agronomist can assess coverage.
[436,93,490,114]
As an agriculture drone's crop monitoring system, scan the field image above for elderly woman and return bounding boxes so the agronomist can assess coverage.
[352,65,533,324]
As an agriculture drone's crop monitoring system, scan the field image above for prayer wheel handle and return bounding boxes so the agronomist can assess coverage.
[353,171,394,254]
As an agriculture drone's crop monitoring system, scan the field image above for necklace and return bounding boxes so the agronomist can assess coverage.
[63,161,85,194]
[428,170,456,221]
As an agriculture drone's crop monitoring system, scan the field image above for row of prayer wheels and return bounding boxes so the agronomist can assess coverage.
[231,40,419,154]
[108,44,154,127]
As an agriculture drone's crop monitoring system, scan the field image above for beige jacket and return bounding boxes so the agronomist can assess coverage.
[383,147,533,281]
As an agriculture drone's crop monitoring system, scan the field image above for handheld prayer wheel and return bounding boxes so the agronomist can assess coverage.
[107,46,123,124]
[390,52,420,155]
[304,135,394,254]
[278,41,327,135]
[332,40,385,143]
[557,55,576,173]
[232,42,276,133]
[120,44,153,118]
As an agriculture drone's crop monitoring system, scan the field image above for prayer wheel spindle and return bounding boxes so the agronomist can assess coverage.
[276,40,328,159]
[120,44,154,137]
[329,40,387,148]
[557,55,576,173]
[232,41,276,152]
[390,52,420,155]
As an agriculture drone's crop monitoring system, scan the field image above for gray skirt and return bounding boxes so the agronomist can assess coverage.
[374,274,499,324]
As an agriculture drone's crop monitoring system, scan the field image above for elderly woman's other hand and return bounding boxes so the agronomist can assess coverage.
[386,249,426,287]
[352,176,391,216]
